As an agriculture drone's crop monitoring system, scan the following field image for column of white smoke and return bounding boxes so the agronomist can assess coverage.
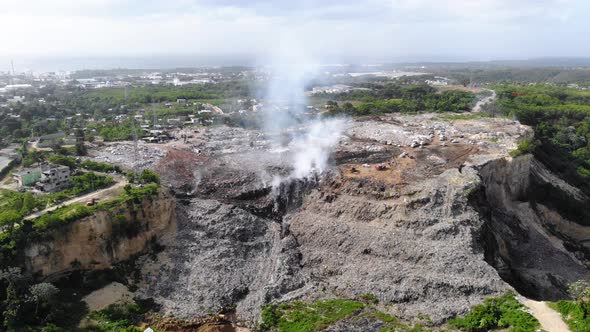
[261,36,347,184]
[262,40,318,134]
[290,119,346,179]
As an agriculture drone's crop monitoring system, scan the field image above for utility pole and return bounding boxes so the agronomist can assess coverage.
[132,116,139,178]
[9,59,15,97]
[152,103,157,129]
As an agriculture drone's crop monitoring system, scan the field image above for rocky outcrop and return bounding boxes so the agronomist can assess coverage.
[23,193,176,277]
[138,196,306,322]
[286,165,508,323]
[477,155,590,300]
[140,159,512,324]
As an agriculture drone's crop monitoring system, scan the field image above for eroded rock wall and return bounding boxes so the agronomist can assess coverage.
[23,194,176,277]
[286,166,508,323]
[477,155,590,300]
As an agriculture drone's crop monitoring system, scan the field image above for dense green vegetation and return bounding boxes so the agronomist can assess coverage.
[0,268,87,332]
[449,292,540,332]
[0,81,251,146]
[260,299,365,332]
[0,179,159,330]
[99,121,139,141]
[260,298,432,332]
[82,301,152,332]
[550,300,590,332]
[0,267,156,332]
[549,280,590,332]
[0,190,42,217]
[324,83,476,116]
[428,65,590,85]
[73,82,251,105]
[33,182,158,234]
[0,170,112,226]
[81,160,122,173]
[0,178,158,268]
[46,154,122,174]
[495,85,590,194]
[128,169,160,185]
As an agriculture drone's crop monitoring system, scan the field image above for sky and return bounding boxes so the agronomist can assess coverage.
[1,0,589,64]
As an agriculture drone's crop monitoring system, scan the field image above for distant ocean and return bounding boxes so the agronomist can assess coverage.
[2,54,586,73]
[0,54,480,73]
[0,55,259,72]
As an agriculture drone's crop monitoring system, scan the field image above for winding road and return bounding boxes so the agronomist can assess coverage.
[472,89,497,113]
[520,297,571,332]
[24,174,127,221]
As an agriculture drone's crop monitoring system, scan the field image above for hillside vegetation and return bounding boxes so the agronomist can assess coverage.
[496,85,590,195]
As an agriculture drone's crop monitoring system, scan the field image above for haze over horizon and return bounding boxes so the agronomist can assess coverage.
[2,0,590,71]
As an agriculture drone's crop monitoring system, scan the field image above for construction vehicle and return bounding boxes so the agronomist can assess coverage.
[375,164,387,171]
[85,198,98,206]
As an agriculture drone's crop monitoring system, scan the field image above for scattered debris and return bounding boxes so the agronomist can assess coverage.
[375,164,387,171]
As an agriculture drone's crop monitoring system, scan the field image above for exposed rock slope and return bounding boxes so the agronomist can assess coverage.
[24,193,175,277]
[478,155,590,300]
[134,114,590,326]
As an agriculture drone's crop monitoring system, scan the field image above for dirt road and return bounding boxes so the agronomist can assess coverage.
[24,175,128,220]
[520,297,570,332]
[472,89,496,112]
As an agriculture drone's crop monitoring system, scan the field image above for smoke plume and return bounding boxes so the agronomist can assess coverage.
[260,38,347,183]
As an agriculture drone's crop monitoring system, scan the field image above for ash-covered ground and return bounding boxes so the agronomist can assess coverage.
[88,114,535,327]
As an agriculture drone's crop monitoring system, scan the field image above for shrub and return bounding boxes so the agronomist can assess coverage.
[85,302,149,332]
[81,160,121,173]
[360,293,379,304]
[510,137,539,157]
[552,300,590,332]
[139,169,159,184]
[260,299,365,332]
[551,280,590,332]
[47,155,79,169]
[41,323,67,332]
[449,292,540,332]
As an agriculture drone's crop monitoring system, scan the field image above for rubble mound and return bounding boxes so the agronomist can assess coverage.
[130,114,590,326]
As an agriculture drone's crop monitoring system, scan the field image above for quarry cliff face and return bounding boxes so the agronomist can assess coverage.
[136,115,549,325]
[50,114,590,328]
[477,154,590,300]
[23,194,175,277]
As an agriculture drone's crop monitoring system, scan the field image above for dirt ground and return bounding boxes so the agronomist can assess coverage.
[24,174,127,220]
[82,282,134,312]
[340,131,481,188]
[436,85,484,93]
[520,297,571,332]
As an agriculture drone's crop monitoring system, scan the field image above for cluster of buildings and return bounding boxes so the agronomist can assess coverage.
[309,84,355,95]
[72,71,230,88]
[0,144,21,177]
[13,164,71,193]
[425,76,450,86]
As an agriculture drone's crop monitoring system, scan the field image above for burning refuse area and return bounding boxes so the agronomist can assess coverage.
[80,111,533,325]
[87,112,528,209]
[80,50,534,326]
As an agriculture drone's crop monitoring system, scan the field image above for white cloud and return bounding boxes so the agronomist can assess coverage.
[0,0,588,59]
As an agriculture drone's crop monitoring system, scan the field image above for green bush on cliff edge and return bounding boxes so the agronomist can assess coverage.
[449,292,540,332]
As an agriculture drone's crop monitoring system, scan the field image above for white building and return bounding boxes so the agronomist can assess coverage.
[36,165,71,192]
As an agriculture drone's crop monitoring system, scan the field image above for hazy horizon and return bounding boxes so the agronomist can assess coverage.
[4,54,590,73]
[2,0,590,72]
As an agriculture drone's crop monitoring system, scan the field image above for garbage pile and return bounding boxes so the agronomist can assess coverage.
[92,143,166,171]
